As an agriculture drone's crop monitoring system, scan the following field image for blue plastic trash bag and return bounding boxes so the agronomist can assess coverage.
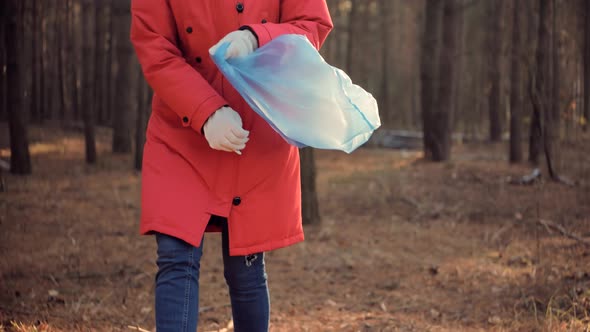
[210,34,380,153]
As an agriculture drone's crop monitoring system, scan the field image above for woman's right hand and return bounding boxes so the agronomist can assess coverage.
[203,107,249,155]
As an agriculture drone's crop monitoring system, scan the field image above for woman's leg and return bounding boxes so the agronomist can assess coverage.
[155,232,203,332]
[221,222,270,332]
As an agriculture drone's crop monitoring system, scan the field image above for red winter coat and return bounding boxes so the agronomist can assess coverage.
[130,0,333,256]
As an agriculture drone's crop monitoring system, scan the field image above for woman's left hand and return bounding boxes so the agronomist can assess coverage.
[209,30,258,59]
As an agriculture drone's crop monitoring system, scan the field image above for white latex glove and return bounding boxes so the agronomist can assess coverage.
[203,107,249,155]
[209,30,258,59]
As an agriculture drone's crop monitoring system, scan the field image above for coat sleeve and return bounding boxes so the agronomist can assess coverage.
[130,0,227,134]
[243,0,333,50]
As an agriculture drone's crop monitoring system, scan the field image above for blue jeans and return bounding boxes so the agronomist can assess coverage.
[154,217,270,332]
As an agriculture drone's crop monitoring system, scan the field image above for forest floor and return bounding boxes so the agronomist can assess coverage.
[0,124,589,332]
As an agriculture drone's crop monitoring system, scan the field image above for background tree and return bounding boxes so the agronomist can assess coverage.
[420,0,443,161]
[300,148,320,225]
[509,0,524,163]
[530,0,559,178]
[135,74,152,171]
[584,0,590,131]
[5,0,32,174]
[111,0,134,153]
[486,0,505,142]
[431,0,460,161]
[82,0,97,163]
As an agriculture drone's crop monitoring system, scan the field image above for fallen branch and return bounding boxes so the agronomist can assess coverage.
[510,168,542,185]
[538,219,590,245]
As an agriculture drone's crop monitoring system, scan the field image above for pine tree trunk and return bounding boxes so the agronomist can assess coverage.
[30,0,42,123]
[82,0,97,163]
[430,0,459,161]
[543,0,558,178]
[300,148,320,225]
[584,0,590,131]
[104,1,114,126]
[135,74,152,171]
[420,1,443,160]
[486,0,505,142]
[94,1,106,126]
[530,0,558,177]
[379,0,393,126]
[509,1,523,163]
[112,0,134,153]
[0,0,6,122]
[528,0,542,164]
[6,0,32,175]
[346,0,359,76]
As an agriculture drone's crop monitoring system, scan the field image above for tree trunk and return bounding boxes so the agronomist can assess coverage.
[528,99,543,164]
[0,0,6,122]
[29,0,42,123]
[69,0,81,122]
[543,0,558,178]
[509,0,523,163]
[379,0,393,126]
[530,0,558,178]
[528,0,542,164]
[82,0,97,163]
[584,0,590,131]
[135,75,152,171]
[300,148,320,225]
[486,0,505,142]
[105,2,114,126]
[420,0,443,160]
[430,0,459,161]
[94,1,105,126]
[43,2,60,120]
[6,0,32,175]
[20,0,32,124]
[345,0,359,76]
[112,0,134,153]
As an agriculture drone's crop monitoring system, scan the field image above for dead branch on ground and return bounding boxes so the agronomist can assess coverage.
[538,219,590,246]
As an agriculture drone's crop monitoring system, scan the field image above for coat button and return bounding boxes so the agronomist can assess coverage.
[232,197,242,206]
[236,3,244,13]
[261,19,267,24]
[186,26,193,33]
[195,56,202,63]
[182,116,189,123]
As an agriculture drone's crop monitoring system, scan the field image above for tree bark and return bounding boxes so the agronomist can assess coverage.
[486,0,505,142]
[346,0,359,76]
[420,0,443,160]
[135,74,152,171]
[528,0,542,164]
[543,0,558,178]
[300,148,320,225]
[584,0,590,131]
[530,0,558,179]
[509,1,523,163]
[30,0,42,123]
[21,0,32,123]
[82,0,97,163]
[379,0,393,126]
[112,0,134,153]
[95,1,107,126]
[6,0,32,174]
[430,0,459,161]
[0,0,6,122]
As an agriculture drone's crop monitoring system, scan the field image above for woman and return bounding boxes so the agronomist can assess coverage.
[130,1,333,331]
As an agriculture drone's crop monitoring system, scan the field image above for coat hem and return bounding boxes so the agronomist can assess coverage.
[140,221,205,249]
[228,232,305,256]
[140,221,305,256]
